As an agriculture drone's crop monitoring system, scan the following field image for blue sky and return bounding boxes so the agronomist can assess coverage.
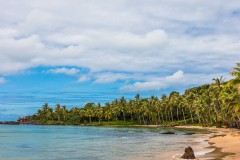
[0,0,240,120]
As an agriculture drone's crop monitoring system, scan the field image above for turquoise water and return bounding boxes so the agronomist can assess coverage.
[0,125,209,160]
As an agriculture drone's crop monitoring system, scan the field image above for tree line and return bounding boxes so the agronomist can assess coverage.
[19,63,240,128]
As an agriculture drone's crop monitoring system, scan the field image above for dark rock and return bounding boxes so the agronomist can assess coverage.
[181,146,196,159]
[184,132,195,135]
[161,131,175,134]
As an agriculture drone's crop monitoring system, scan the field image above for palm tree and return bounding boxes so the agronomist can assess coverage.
[155,99,164,124]
[134,94,142,124]
[185,90,195,124]
[149,96,159,124]
[211,77,224,122]
[55,104,62,122]
[42,103,53,121]
[141,99,150,125]
[161,94,169,122]
[104,102,113,123]
[62,105,68,121]
[119,96,127,122]
[228,62,240,93]
[112,99,120,121]
[84,103,95,124]
[126,100,135,123]
[220,85,240,123]
[178,95,187,124]
[95,103,103,125]
[169,91,180,122]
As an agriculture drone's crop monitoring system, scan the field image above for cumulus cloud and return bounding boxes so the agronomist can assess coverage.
[94,72,133,83]
[120,70,231,92]
[121,70,184,91]
[48,67,80,75]
[0,0,239,90]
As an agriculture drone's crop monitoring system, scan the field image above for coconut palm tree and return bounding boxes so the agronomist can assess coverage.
[228,63,240,92]
[119,96,127,122]
[55,104,62,122]
[149,96,159,124]
[185,90,195,124]
[210,77,224,122]
[161,94,169,122]
[104,102,113,122]
[179,95,187,124]
[155,99,164,124]
[112,99,120,121]
[126,100,135,123]
[95,103,103,125]
[41,103,53,121]
[62,105,68,121]
[84,103,95,124]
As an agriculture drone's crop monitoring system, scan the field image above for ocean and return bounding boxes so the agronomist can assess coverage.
[0,125,211,160]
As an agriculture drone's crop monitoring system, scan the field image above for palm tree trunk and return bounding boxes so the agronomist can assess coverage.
[123,111,126,122]
[177,107,179,121]
[161,113,164,123]
[157,112,161,123]
[182,108,186,124]
[170,109,174,122]
[208,110,213,124]
[89,116,91,124]
[131,111,133,123]
[190,109,194,124]
[168,111,171,121]
[138,115,141,124]
[165,110,168,121]
[197,113,201,124]
[142,114,146,125]
[155,116,158,125]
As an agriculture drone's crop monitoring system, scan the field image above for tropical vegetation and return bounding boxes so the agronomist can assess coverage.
[19,63,240,128]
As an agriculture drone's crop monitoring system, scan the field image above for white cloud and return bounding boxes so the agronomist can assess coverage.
[0,0,239,88]
[94,72,132,83]
[121,70,184,91]
[0,28,18,38]
[0,77,6,84]
[78,75,91,82]
[48,67,80,75]
[120,70,231,92]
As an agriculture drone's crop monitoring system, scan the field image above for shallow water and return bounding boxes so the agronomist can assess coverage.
[0,125,210,160]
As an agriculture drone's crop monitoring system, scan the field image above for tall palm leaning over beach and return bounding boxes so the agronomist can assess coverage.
[228,62,240,93]
[211,77,224,122]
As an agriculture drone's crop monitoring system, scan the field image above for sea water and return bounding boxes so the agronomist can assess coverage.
[0,125,211,160]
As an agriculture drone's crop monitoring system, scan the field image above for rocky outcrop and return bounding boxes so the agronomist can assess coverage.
[181,146,196,159]
[161,131,175,134]
[184,132,195,135]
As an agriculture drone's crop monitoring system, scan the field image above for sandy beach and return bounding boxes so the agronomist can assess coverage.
[176,126,240,160]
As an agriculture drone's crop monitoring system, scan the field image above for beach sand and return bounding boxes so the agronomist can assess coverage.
[175,126,240,160]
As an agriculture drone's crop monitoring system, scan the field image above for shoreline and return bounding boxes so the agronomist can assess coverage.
[175,126,240,160]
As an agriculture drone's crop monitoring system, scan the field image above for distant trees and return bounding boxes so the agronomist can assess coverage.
[23,63,240,128]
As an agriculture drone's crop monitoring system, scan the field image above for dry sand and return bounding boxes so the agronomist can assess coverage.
[176,126,240,160]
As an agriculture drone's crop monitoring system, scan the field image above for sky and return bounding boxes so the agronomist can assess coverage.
[0,0,240,120]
